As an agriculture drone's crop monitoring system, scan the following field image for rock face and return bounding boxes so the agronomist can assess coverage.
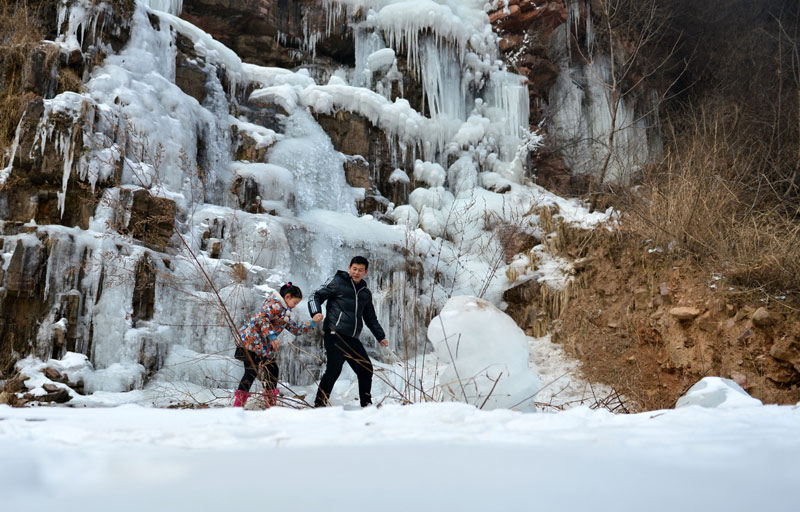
[315,110,411,215]
[0,233,51,368]
[490,0,661,188]
[1,0,136,370]
[181,0,353,69]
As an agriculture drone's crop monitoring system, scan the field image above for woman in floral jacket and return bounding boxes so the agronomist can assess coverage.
[234,282,323,408]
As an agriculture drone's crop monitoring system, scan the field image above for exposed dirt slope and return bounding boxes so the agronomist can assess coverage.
[506,213,800,412]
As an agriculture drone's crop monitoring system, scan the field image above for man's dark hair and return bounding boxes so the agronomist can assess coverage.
[350,255,369,270]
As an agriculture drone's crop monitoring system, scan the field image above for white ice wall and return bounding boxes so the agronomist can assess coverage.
[546,5,660,184]
[3,0,612,399]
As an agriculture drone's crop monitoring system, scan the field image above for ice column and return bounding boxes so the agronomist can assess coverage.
[141,0,183,16]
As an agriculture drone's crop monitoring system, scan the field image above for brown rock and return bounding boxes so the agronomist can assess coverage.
[670,307,700,321]
[752,307,776,328]
[770,337,800,372]
[633,287,650,310]
[490,4,520,24]
[210,240,222,259]
[39,387,71,403]
[0,391,11,405]
[492,0,567,33]
[234,131,272,162]
[42,383,60,393]
[5,239,45,296]
[44,367,62,381]
[730,371,748,388]
[344,156,372,191]
[175,33,208,104]
[3,376,27,393]
[498,35,522,53]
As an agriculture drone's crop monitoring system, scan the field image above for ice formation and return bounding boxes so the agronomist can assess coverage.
[0,0,622,408]
[548,1,661,184]
[427,296,542,410]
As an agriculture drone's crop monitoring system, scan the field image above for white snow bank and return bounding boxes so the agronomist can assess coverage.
[676,376,763,409]
[1,403,799,512]
[427,296,541,410]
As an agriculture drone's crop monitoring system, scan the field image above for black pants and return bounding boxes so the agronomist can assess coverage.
[235,346,278,392]
[315,331,374,407]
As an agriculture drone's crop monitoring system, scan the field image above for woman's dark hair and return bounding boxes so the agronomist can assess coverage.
[280,282,302,300]
[350,255,369,270]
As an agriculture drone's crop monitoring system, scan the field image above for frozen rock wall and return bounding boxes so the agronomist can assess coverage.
[0,0,617,400]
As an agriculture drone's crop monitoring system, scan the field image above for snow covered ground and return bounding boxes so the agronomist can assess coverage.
[1,402,798,511]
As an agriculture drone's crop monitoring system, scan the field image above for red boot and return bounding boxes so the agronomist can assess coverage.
[233,390,251,407]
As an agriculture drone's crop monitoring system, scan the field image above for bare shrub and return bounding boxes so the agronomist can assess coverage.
[622,100,800,293]
[0,0,45,154]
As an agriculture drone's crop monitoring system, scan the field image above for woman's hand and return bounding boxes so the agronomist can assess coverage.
[271,338,281,351]
[379,339,389,347]
[312,313,323,323]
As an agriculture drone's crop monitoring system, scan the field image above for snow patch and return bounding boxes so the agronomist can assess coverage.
[676,377,763,409]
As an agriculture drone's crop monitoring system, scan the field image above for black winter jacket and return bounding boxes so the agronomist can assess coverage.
[308,270,386,340]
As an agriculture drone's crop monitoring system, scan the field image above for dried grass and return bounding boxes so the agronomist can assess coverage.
[621,101,800,294]
[0,0,44,155]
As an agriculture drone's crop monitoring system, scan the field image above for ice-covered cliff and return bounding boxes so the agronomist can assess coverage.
[0,0,640,406]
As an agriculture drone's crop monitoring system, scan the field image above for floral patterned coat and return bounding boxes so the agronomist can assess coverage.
[238,293,312,358]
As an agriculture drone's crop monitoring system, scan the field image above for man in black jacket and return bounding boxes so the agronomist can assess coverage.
[309,256,388,407]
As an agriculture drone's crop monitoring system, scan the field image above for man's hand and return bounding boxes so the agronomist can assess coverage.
[312,313,323,323]
[379,339,389,347]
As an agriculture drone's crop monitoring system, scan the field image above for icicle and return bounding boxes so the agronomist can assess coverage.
[323,0,346,38]
[301,13,321,60]
[58,129,78,218]
[353,28,385,88]
[420,38,466,121]
[141,0,184,16]
[0,114,25,186]
[487,71,530,141]
[57,1,68,38]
